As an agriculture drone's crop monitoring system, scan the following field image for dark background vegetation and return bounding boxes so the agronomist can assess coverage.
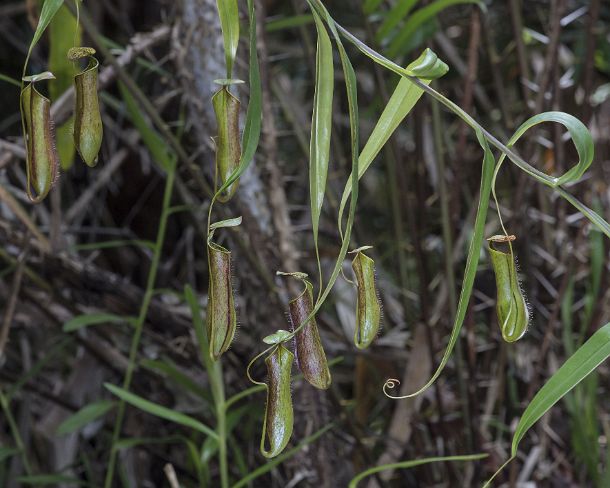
[0,0,609,486]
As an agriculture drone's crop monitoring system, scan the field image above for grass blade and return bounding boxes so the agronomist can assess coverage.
[484,322,610,486]
[349,454,487,488]
[105,383,218,440]
[17,474,88,486]
[56,400,115,435]
[375,0,418,43]
[63,313,134,332]
[386,0,482,59]
[119,82,174,172]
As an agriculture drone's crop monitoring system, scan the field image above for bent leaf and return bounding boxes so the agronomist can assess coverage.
[384,129,494,399]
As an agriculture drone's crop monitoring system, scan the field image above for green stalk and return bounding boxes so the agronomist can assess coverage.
[201,328,229,488]
[215,365,229,488]
[0,388,32,476]
[104,163,176,488]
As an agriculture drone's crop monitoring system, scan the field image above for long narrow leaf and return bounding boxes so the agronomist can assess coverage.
[349,454,487,488]
[63,313,133,332]
[24,0,65,72]
[337,48,447,234]
[309,10,334,285]
[375,0,418,43]
[105,383,218,440]
[305,0,360,311]
[216,0,239,78]
[386,0,482,59]
[384,129,495,398]
[56,401,115,435]
[311,1,610,240]
[17,475,88,486]
[484,322,610,486]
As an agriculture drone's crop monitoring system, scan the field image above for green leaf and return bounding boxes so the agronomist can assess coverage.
[514,323,610,453]
[56,401,115,435]
[333,4,610,239]
[386,0,482,59]
[337,48,446,236]
[499,111,594,186]
[266,14,313,32]
[141,359,209,400]
[384,129,495,399]
[302,0,360,317]
[363,0,384,15]
[0,73,21,87]
[309,9,334,284]
[119,82,174,172]
[484,322,610,487]
[184,284,210,370]
[0,447,20,462]
[24,0,65,73]
[213,0,262,201]
[216,0,239,78]
[232,424,333,488]
[349,454,487,488]
[49,3,79,170]
[17,474,88,486]
[63,313,133,332]
[375,0,417,43]
[104,383,218,439]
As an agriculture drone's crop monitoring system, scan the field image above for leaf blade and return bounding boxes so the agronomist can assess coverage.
[105,383,218,439]
[216,0,239,78]
[309,10,334,280]
[56,400,115,435]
